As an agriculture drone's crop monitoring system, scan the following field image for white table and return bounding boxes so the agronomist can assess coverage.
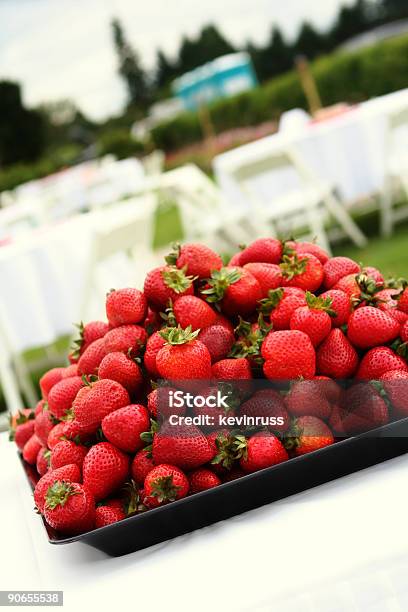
[2,432,408,612]
[213,88,408,209]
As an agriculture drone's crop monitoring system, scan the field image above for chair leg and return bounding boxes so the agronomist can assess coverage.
[380,176,394,237]
[324,192,368,248]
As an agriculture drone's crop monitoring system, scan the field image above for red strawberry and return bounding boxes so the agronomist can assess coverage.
[61,364,79,379]
[316,329,358,379]
[103,324,147,357]
[260,287,306,330]
[50,440,88,471]
[44,481,95,535]
[229,252,242,266]
[70,320,109,360]
[47,376,84,420]
[36,447,50,476]
[398,288,408,313]
[72,379,130,436]
[347,306,400,349]
[98,352,143,395]
[156,326,212,380]
[95,505,126,528]
[262,330,316,379]
[313,376,342,404]
[285,240,329,264]
[288,416,334,456]
[289,291,333,347]
[34,409,54,447]
[166,242,223,279]
[381,370,408,417]
[237,431,288,473]
[239,389,289,434]
[22,435,42,465]
[280,253,323,292]
[77,338,107,376]
[173,295,216,330]
[198,324,235,363]
[189,468,221,493]
[106,288,147,327]
[39,367,66,399]
[35,400,46,416]
[243,262,283,297]
[144,265,195,312]
[202,266,262,317]
[330,383,388,435]
[102,404,150,453]
[319,289,351,327]
[148,386,184,418]
[375,289,408,325]
[401,319,408,342]
[131,448,155,484]
[34,464,81,513]
[212,358,252,380]
[285,380,332,420]
[356,346,408,379]
[83,442,129,501]
[323,257,360,289]
[144,307,161,334]
[144,464,189,508]
[144,330,167,378]
[152,422,214,470]
[47,422,66,449]
[213,313,234,334]
[364,266,384,285]
[238,238,283,265]
[12,412,35,451]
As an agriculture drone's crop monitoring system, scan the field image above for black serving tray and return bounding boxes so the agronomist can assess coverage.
[19,416,408,557]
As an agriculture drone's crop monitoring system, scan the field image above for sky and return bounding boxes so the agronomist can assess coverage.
[0,0,355,121]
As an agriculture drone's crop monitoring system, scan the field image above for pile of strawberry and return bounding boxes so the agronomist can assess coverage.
[10,238,408,537]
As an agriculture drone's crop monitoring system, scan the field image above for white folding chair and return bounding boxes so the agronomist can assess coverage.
[229,146,367,252]
[380,106,408,236]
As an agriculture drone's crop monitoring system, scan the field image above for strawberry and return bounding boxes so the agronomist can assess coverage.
[22,435,42,465]
[243,263,283,297]
[402,320,408,342]
[95,505,126,528]
[34,409,55,447]
[70,320,109,360]
[356,346,408,379]
[103,324,147,357]
[189,468,221,493]
[98,352,143,395]
[166,242,223,279]
[36,447,50,476]
[323,256,360,289]
[285,380,332,420]
[237,431,288,473]
[44,482,95,535]
[286,416,334,456]
[47,376,84,420]
[347,306,400,349]
[316,329,358,379]
[198,324,235,363]
[47,422,66,450]
[61,364,78,379]
[238,238,283,265]
[375,289,408,324]
[260,287,306,330]
[364,266,384,285]
[35,400,46,416]
[173,295,217,330]
[330,383,389,435]
[239,389,289,434]
[213,313,235,334]
[131,448,155,484]
[319,289,351,327]
[11,411,35,450]
[34,464,81,513]
[77,338,107,376]
[280,253,323,292]
[262,330,316,379]
[202,266,262,317]
[289,291,334,347]
[106,288,147,327]
[83,442,129,501]
[144,464,189,508]
[144,330,168,378]
[39,367,66,399]
[144,307,161,334]
[380,370,408,417]
[398,288,408,313]
[72,379,130,436]
[152,421,214,470]
[313,376,342,404]
[156,326,212,380]
[50,440,88,471]
[102,404,150,453]
[148,386,185,418]
[212,358,252,380]
[285,240,329,264]
[229,252,242,266]
[144,265,195,312]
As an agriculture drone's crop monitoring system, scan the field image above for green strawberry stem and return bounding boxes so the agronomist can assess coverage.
[305,291,337,316]
[258,288,284,315]
[162,266,196,293]
[151,475,181,503]
[45,481,78,510]
[201,267,242,303]
[280,254,308,280]
[159,325,199,345]
[164,242,181,266]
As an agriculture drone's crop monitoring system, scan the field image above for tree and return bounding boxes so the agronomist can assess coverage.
[293,21,326,59]
[327,0,372,48]
[111,18,150,113]
[155,50,177,89]
[254,26,293,81]
[380,0,408,19]
[0,81,46,168]
[176,24,235,75]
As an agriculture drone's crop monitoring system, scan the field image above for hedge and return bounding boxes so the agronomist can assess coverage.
[151,34,408,151]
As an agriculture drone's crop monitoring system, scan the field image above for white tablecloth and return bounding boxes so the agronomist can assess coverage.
[2,432,408,611]
[213,88,408,209]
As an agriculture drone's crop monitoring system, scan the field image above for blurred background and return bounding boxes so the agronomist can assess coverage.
[1,0,408,423]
